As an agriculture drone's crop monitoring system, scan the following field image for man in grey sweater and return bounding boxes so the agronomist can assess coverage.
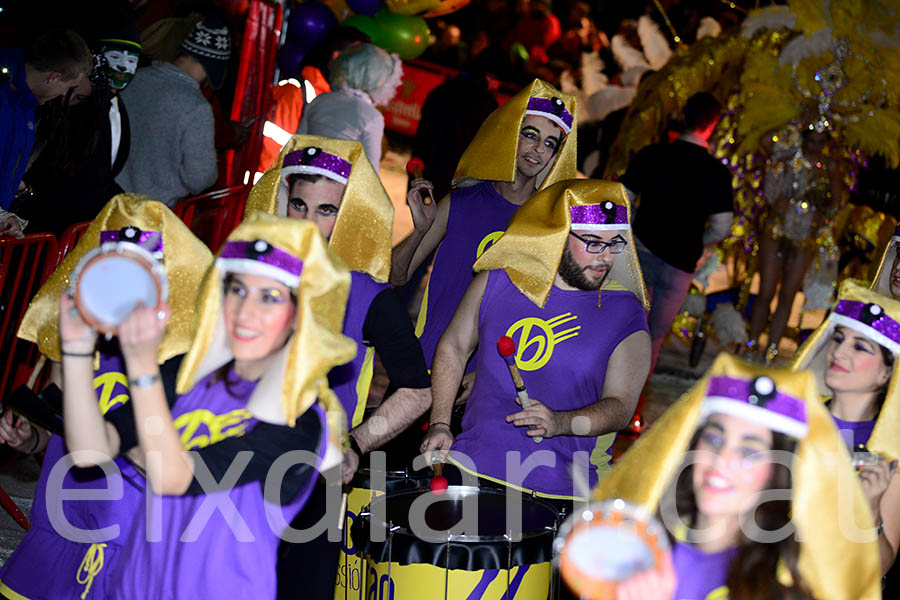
[116,16,230,206]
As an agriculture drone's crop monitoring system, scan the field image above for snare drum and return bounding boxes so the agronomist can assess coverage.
[555,499,670,600]
[335,464,431,599]
[351,486,558,599]
[70,238,167,334]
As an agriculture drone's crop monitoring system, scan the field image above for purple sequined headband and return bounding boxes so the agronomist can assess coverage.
[217,240,304,289]
[282,147,351,185]
[830,300,900,354]
[525,96,573,133]
[100,227,164,259]
[701,375,808,439]
[570,202,628,231]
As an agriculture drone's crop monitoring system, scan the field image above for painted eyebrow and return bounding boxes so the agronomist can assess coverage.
[703,421,725,434]
[740,435,771,448]
[521,125,540,134]
[546,134,561,146]
[834,326,875,347]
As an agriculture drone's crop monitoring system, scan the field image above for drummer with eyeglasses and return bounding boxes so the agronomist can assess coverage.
[421,179,651,504]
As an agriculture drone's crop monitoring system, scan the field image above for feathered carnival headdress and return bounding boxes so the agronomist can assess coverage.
[18,194,212,363]
[175,212,357,452]
[593,353,881,600]
[869,224,900,298]
[453,78,577,190]
[244,134,394,282]
[791,279,900,463]
[473,179,647,311]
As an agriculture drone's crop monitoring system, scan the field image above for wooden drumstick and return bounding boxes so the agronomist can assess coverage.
[405,157,433,206]
[497,336,543,443]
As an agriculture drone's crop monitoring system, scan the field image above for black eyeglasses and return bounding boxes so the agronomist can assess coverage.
[569,231,627,255]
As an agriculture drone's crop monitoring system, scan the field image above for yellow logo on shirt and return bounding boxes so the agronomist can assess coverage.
[94,371,130,415]
[504,313,580,371]
[174,408,254,449]
[476,231,505,259]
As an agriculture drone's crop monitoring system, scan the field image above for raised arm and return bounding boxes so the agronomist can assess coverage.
[420,270,488,461]
[59,293,122,463]
[507,330,651,438]
[116,304,194,495]
[389,187,449,286]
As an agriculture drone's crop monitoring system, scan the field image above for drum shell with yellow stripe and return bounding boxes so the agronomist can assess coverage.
[351,486,557,599]
[335,467,431,598]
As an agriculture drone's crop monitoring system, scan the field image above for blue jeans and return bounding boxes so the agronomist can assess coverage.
[637,245,695,370]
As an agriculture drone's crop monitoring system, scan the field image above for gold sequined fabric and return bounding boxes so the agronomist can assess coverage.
[791,279,900,463]
[472,179,648,310]
[244,135,394,282]
[594,353,881,600]
[17,194,213,363]
[453,78,577,190]
[176,211,356,440]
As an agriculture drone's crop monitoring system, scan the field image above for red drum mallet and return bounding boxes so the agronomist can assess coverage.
[429,462,448,495]
[405,157,433,205]
[497,336,543,443]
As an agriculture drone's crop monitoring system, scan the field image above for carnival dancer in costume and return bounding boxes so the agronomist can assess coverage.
[0,194,213,600]
[247,134,431,480]
[392,79,578,378]
[246,136,431,599]
[58,212,356,599]
[588,353,881,600]
[421,179,650,501]
[869,225,900,300]
[746,121,844,363]
[791,279,900,573]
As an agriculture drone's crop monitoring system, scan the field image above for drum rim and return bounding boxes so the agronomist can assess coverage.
[71,241,169,334]
[359,485,561,543]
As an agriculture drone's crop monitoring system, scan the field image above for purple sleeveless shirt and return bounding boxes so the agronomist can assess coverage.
[831,415,877,450]
[672,540,736,599]
[450,270,648,498]
[416,181,519,369]
[328,271,389,430]
[109,371,326,600]
[0,353,145,600]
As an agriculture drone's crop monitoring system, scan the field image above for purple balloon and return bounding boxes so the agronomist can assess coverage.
[287,2,338,48]
[278,41,311,76]
[347,0,382,17]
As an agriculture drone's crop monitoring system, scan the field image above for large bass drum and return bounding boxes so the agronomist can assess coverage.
[351,486,560,599]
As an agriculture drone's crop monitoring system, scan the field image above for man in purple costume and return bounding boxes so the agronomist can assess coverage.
[421,179,650,500]
[390,80,578,379]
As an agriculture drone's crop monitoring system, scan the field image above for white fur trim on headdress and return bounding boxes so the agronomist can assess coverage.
[281,165,349,185]
[700,397,810,439]
[216,257,301,289]
[829,313,900,355]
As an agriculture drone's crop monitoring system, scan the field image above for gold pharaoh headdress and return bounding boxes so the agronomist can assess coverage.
[244,134,394,282]
[473,179,648,310]
[593,353,881,600]
[453,78,578,190]
[869,224,900,299]
[790,279,900,462]
[175,211,356,449]
[17,194,213,363]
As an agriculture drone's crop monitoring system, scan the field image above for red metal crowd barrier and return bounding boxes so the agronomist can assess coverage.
[56,221,92,266]
[224,0,283,187]
[174,184,249,252]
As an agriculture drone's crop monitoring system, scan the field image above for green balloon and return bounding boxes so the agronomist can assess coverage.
[509,42,529,64]
[342,14,383,43]
[371,9,430,60]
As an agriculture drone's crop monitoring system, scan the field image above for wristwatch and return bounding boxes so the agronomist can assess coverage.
[128,373,161,389]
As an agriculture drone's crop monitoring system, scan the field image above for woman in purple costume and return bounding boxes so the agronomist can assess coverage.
[791,280,900,574]
[587,355,881,600]
[56,212,356,599]
[0,194,212,600]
